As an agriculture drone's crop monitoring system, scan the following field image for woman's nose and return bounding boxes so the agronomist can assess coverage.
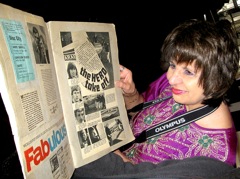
[168,70,182,85]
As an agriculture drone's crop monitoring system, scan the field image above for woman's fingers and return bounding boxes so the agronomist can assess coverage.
[116,65,135,94]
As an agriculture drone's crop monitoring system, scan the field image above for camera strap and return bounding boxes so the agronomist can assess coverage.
[127,96,219,143]
[134,104,218,143]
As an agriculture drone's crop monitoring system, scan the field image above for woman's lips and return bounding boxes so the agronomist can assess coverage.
[172,88,186,95]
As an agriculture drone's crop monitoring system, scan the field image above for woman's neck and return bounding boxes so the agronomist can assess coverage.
[185,103,205,111]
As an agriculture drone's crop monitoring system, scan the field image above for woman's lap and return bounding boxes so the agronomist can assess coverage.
[72,153,240,179]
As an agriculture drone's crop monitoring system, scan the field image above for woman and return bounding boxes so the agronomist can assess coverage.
[115,19,239,166]
[73,19,239,178]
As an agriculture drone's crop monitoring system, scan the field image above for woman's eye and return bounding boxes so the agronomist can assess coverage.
[184,69,194,76]
[169,62,175,69]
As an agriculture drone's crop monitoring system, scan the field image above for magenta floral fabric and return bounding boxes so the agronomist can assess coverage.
[123,73,237,166]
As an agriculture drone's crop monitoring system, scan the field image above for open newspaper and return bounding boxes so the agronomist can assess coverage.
[0,3,134,179]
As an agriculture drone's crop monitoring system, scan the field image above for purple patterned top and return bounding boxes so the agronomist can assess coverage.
[123,73,237,166]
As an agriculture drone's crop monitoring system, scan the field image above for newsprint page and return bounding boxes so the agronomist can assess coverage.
[47,22,134,167]
[0,3,134,179]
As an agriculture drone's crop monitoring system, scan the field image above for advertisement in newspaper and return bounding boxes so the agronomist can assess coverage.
[21,120,73,179]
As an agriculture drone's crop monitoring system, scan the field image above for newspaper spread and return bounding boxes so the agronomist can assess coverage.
[0,3,134,179]
[47,21,134,166]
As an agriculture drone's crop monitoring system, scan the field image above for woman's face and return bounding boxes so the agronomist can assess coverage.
[166,60,205,111]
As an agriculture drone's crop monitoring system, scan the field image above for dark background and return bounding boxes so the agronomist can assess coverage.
[0,0,229,178]
[0,0,228,92]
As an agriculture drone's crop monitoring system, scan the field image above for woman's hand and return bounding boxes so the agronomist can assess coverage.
[115,65,136,95]
[113,149,134,164]
[115,65,144,110]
